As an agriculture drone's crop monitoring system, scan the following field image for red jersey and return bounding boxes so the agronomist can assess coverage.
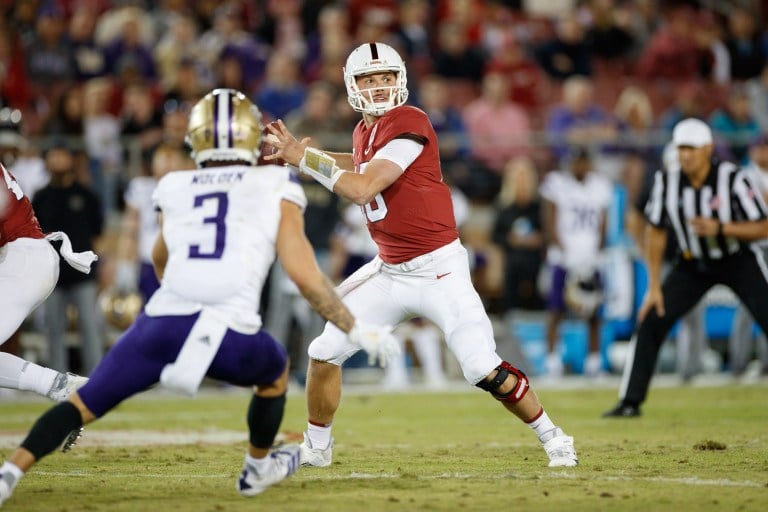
[0,164,44,247]
[352,106,458,264]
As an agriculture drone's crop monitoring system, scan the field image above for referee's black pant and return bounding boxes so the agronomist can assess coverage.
[620,249,768,406]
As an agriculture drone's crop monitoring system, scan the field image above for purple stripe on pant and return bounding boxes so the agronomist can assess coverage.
[78,312,287,417]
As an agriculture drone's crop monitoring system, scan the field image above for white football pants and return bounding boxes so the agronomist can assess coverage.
[308,240,501,384]
[0,237,59,343]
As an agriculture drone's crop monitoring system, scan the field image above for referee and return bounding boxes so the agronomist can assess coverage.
[604,118,768,417]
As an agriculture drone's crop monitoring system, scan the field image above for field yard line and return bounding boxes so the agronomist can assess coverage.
[31,470,765,488]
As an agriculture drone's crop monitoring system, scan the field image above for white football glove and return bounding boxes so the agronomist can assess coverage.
[348,321,401,368]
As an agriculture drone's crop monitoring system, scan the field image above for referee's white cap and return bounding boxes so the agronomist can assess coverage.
[672,118,713,147]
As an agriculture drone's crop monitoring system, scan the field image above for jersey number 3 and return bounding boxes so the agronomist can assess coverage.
[189,192,228,259]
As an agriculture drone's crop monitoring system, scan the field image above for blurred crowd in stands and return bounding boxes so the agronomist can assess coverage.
[2,0,768,381]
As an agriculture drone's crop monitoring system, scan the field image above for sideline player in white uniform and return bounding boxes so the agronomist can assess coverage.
[266,42,578,468]
[540,148,612,377]
[0,89,400,506]
[0,163,94,400]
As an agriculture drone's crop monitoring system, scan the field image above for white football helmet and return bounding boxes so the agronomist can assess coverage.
[185,88,263,166]
[344,42,409,116]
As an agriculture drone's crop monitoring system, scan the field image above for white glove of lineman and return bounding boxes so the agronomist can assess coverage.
[348,321,401,368]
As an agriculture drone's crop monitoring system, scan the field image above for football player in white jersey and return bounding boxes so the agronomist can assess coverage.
[0,89,401,506]
[541,147,612,377]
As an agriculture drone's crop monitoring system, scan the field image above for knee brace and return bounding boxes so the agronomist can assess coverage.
[475,361,530,404]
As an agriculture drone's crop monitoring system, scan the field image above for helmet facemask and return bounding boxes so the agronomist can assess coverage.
[344,42,409,116]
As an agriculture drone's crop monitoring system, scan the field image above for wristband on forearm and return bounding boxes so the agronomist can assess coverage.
[299,147,348,192]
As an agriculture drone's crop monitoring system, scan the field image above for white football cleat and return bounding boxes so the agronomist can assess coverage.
[0,471,18,507]
[236,444,301,497]
[299,432,333,467]
[46,373,88,402]
[541,427,578,467]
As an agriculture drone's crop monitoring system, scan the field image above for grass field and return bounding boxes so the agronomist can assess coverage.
[0,378,766,512]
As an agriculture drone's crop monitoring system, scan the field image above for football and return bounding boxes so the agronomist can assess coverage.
[258,121,285,166]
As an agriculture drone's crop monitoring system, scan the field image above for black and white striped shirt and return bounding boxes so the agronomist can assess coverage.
[644,159,768,263]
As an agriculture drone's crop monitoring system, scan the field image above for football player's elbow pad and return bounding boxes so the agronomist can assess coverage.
[299,147,348,192]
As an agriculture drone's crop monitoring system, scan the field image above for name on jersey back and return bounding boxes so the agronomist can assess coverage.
[191,171,245,185]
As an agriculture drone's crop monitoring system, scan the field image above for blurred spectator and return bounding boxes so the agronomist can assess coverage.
[351,7,399,48]
[383,319,447,390]
[283,81,348,152]
[148,0,194,39]
[197,2,270,91]
[392,0,433,79]
[434,0,484,45]
[101,9,158,82]
[213,51,249,93]
[708,85,760,165]
[153,13,202,94]
[347,0,398,31]
[545,75,618,162]
[257,0,306,61]
[729,134,768,377]
[724,7,766,81]
[584,0,635,62]
[68,5,107,81]
[82,77,122,216]
[533,10,592,81]
[540,148,612,377]
[491,156,545,313]
[610,85,658,204]
[694,9,729,85]
[485,36,547,112]
[433,21,486,82]
[115,143,190,303]
[0,27,31,111]
[120,82,164,162]
[462,70,531,200]
[303,4,352,81]
[23,2,74,124]
[157,97,191,150]
[658,81,706,135]
[162,57,205,105]
[255,52,307,122]
[42,84,84,138]
[634,4,703,82]
[622,0,662,58]
[10,0,40,47]
[746,63,768,132]
[415,74,471,191]
[32,141,104,374]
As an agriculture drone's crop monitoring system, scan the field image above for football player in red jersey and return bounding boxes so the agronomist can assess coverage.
[266,42,578,468]
[0,163,96,401]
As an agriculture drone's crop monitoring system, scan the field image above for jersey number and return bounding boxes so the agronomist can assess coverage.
[189,192,228,259]
[364,193,388,222]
